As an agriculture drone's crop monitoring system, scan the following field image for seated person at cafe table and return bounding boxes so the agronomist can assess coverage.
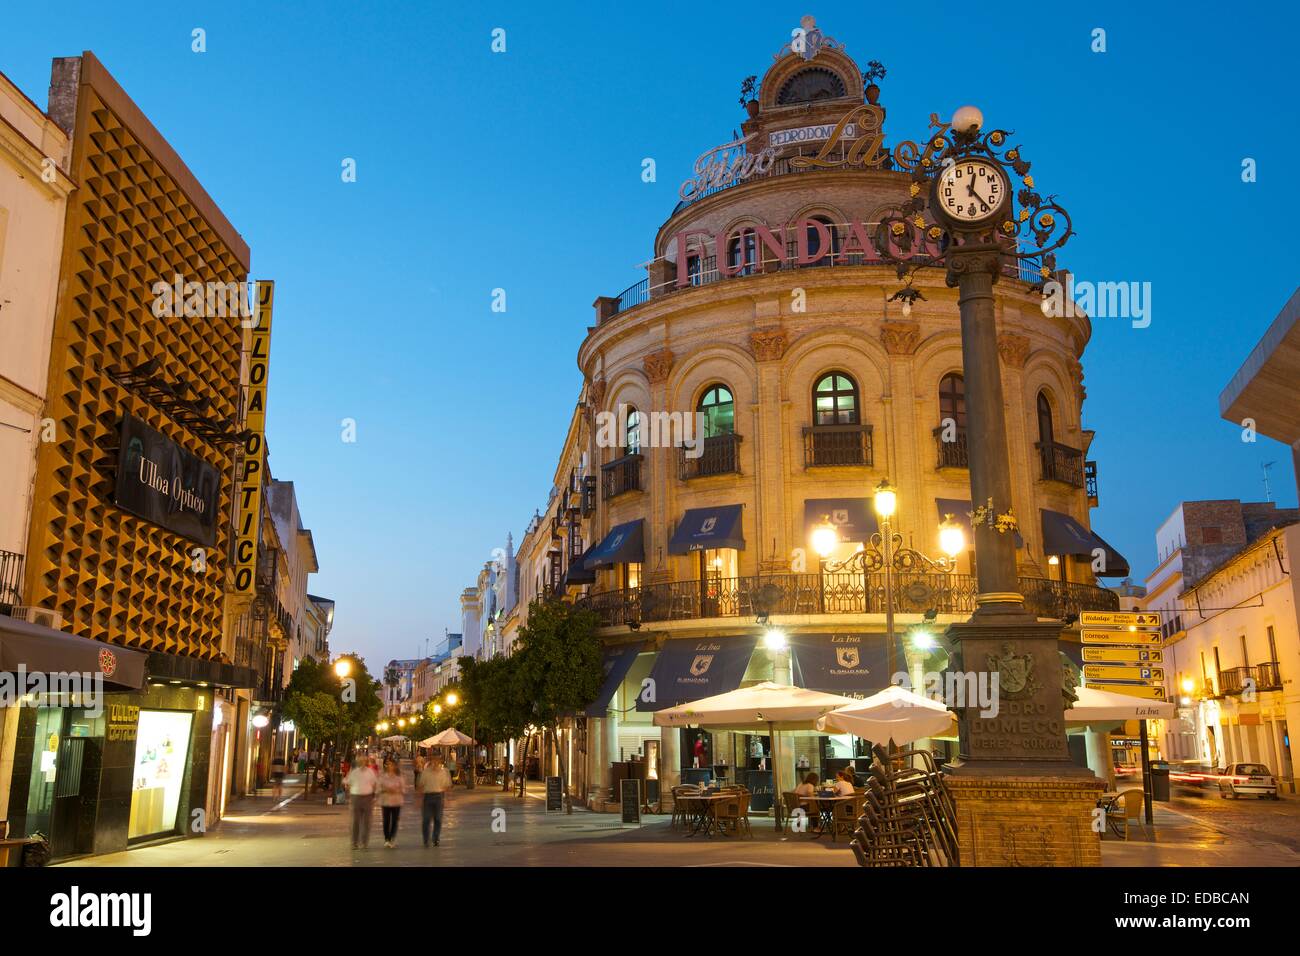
[832,771,855,796]
[795,773,819,798]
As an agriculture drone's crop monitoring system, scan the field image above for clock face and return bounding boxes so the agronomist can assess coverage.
[935,159,1008,225]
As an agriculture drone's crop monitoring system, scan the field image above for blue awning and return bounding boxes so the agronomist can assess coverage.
[1040,509,1130,577]
[635,636,757,711]
[668,504,744,554]
[791,633,891,694]
[584,643,643,716]
[804,498,876,543]
[585,519,644,569]
[937,497,1024,548]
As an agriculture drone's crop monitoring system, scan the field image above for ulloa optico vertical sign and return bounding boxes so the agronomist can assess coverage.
[234,280,273,594]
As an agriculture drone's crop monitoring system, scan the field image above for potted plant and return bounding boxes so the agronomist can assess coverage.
[739,75,759,118]
[863,61,887,104]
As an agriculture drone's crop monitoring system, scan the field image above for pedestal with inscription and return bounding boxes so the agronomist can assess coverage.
[945,613,1103,866]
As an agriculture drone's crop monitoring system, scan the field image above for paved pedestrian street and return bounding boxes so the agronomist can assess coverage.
[59,772,1299,869]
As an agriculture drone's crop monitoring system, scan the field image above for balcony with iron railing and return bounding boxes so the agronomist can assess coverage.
[680,434,741,480]
[1216,666,1256,696]
[1036,440,1086,488]
[1256,661,1282,690]
[576,571,1118,627]
[934,427,968,469]
[0,549,24,611]
[803,424,873,468]
[602,454,643,500]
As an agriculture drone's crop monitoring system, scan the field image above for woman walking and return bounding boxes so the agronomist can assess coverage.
[378,758,406,848]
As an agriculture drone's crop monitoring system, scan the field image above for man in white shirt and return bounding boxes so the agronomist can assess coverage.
[346,759,379,849]
[417,755,453,847]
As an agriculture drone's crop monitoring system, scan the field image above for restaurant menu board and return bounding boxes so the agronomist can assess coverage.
[545,775,562,811]
[620,778,641,826]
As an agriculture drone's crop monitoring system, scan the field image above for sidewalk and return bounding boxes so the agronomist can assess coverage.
[1099,801,1299,866]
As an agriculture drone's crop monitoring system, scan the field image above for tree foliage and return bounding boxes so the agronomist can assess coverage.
[281,654,382,754]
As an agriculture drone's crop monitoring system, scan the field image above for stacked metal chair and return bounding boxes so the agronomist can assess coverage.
[850,744,960,867]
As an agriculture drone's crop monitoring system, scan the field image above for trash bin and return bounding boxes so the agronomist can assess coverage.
[1149,760,1170,801]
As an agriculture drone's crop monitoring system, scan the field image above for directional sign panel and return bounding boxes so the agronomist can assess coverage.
[1085,681,1167,700]
[1082,646,1163,664]
[1080,629,1162,646]
[1079,611,1161,629]
[1084,664,1164,682]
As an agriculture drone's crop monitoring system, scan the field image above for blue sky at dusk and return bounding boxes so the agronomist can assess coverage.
[4,2,1295,668]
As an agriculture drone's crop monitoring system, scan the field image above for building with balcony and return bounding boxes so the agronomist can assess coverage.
[499,21,1131,810]
[1143,500,1298,790]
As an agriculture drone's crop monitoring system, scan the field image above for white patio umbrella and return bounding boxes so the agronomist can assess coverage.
[1065,686,1174,724]
[380,734,408,744]
[653,682,860,830]
[422,727,475,747]
[814,684,955,743]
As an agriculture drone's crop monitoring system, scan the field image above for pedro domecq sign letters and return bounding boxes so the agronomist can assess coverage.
[114,414,219,546]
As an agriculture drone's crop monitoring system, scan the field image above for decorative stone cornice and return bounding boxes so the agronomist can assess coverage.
[643,348,674,384]
[997,332,1030,369]
[1069,358,1086,404]
[880,321,920,356]
[749,328,788,362]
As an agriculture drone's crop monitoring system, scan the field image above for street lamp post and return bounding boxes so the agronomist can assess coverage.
[865,105,1102,864]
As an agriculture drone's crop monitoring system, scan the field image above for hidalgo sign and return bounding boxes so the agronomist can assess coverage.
[114,414,219,546]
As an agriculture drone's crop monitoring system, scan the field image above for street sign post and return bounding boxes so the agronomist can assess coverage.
[1079,611,1161,628]
[1082,647,1163,664]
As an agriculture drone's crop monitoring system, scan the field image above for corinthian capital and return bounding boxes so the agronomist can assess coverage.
[749,328,788,362]
[997,332,1030,369]
[643,348,675,384]
[880,320,920,356]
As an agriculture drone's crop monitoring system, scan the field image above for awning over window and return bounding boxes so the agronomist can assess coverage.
[565,543,598,586]
[668,504,744,554]
[0,615,147,690]
[791,633,891,694]
[1040,509,1130,577]
[635,636,757,712]
[585,519,645,569]
[936,498,1024,548]
[804,498,876,543]
[584,643,643,716]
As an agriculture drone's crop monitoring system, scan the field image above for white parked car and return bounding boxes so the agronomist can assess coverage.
[1219,763,1279,799]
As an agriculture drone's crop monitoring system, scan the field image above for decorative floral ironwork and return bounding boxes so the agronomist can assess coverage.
[969,498,1019,535]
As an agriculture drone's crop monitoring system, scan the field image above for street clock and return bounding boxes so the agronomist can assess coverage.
[932,157,1010,228]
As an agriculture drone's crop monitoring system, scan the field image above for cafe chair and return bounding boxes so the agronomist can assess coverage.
[780,791,802,833]
[670,785,700,830]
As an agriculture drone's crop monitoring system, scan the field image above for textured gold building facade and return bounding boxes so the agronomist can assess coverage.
[24,53,249,659]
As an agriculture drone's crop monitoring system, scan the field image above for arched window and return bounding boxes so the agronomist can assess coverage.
[1037,391,1055,445]
[939,373,966,429]
[813,372,859,425]
[698,384,735,438]
[805,215,840,265]
[727,228,758,276]
[624,406,641,456]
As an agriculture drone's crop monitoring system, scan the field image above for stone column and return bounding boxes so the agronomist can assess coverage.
[660,724,680,805]
[880,319,922,539]
[1082,727,1113,789]
[643,347,674,579]
[750,326,789,573]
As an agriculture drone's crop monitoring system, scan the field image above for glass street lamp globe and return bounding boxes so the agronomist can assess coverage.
[951,104,983,135]
[873,478,897,519]
[433,704,442,715]
[763,628,787,651]
[1181,677,1195,694]
[333,658,351,678]
[911,630,936,650]
[811,516,839,558]
[938,516,966,559]
[446,692,459,706]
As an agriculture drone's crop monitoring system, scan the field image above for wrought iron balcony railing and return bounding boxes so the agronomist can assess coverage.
[0,549,24,610]
[1036,440,1086,488]
[803,424,873,467]
[1216,666,1256,696]
[576,572,1118,627]
[680,434,741,480]
[601,454,643,499]
[934,427,968,468]
[1256,661,1282,690]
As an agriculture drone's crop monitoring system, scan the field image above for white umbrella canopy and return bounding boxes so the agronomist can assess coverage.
[421,727,475,747]
[1065,686,1174,724]
[814,684,954,743]
[651,681,860,731]
[380,734,408,743]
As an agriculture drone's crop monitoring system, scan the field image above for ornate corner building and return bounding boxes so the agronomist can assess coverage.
[509,20,1133,812]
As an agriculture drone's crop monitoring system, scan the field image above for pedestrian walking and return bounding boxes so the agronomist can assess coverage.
[345,757,378,849]
[378,757,406,848]
[417,754,452,847]
[270,753,286,800]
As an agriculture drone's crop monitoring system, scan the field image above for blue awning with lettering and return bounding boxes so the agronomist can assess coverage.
[791,633,891,694]
[668,505,745,554]
[585,519,644,569]
[937,498,1024,548]
[635,636,757,712]
[1040,509,1130,577]
[804,498,876,543]
[584,643,643,716]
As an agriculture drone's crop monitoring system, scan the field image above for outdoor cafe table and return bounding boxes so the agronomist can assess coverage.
[799,794,857,841]
[682,792,739,838]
